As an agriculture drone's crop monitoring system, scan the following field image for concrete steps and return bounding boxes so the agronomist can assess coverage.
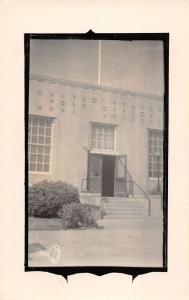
[102,197,150,219]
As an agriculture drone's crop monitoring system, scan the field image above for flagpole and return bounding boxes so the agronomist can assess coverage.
[98,40,102,86]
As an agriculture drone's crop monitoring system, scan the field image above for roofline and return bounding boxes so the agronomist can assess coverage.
[29,74,163,101]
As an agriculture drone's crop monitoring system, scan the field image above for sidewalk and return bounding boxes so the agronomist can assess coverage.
[28,215,163,267]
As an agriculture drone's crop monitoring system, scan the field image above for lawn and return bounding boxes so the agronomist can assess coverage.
[29,217,62,231]
[28,216,163,267]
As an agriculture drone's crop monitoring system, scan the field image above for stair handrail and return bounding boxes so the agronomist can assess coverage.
[126,170,151,216]
[127,180,151,216]
[126,169,134,181]
[127,180,150,200]
[82,171,151,215]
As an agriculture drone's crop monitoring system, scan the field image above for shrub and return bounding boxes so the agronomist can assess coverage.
[58,203,105,229]
[29,180,80,218]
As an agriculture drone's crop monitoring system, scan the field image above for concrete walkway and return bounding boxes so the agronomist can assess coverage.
[28,215,163,267]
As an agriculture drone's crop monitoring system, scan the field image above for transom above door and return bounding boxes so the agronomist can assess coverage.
[90,122,117,154]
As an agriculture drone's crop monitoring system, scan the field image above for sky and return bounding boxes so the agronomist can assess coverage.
[30,39,164,96]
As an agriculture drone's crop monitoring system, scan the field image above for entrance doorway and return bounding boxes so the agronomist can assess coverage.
[102,155,115,197]
[88,153,127,197]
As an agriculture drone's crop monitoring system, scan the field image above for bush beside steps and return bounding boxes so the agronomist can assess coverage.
[29,180,105,230]
[29,180,80,218]
[58,203,105,230]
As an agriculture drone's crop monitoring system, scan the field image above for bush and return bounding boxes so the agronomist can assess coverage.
[58,203,105,229]
[29,180,80,218]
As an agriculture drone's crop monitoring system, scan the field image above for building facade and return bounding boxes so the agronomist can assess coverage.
[28,74,164,199]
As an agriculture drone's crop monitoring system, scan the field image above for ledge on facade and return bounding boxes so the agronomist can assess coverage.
[29,113,56,119]
[29,73,163,101]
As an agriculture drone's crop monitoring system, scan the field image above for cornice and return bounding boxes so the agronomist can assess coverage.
[29,74,163,101]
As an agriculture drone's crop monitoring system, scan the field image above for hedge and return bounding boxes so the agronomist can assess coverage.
[58,203,105,229]
[29,180,80,218]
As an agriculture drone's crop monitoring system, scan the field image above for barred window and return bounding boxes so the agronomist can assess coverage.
[149,130,163,178]
[91,124,115,151]
[28,116,53,173]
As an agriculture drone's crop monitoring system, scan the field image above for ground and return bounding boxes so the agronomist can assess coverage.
[28,216,163,267]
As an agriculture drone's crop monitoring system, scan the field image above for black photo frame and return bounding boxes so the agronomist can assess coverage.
[25,31,168,280]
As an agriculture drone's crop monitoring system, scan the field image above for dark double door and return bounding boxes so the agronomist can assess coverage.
[88,153,127,197]
[102,155,115,196]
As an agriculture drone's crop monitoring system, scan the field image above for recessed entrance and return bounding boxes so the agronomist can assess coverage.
[102,155,115,197]
[87,153,127,197]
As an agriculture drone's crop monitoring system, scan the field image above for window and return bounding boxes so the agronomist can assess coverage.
[149,130,163,178]
[28,116,53,173]
[91,123,116,152]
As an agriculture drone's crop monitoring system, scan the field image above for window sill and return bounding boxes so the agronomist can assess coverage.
[29,171,51,175]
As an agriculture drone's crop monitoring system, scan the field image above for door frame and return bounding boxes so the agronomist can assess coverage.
[114,154,127,197]
[87,153,102,193]
[101,154,116,197]
[87,152,127,197]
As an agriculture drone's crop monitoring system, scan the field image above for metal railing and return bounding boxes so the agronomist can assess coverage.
[126,179,151,216]
[126,169,151,215]
[81,171,151,216]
